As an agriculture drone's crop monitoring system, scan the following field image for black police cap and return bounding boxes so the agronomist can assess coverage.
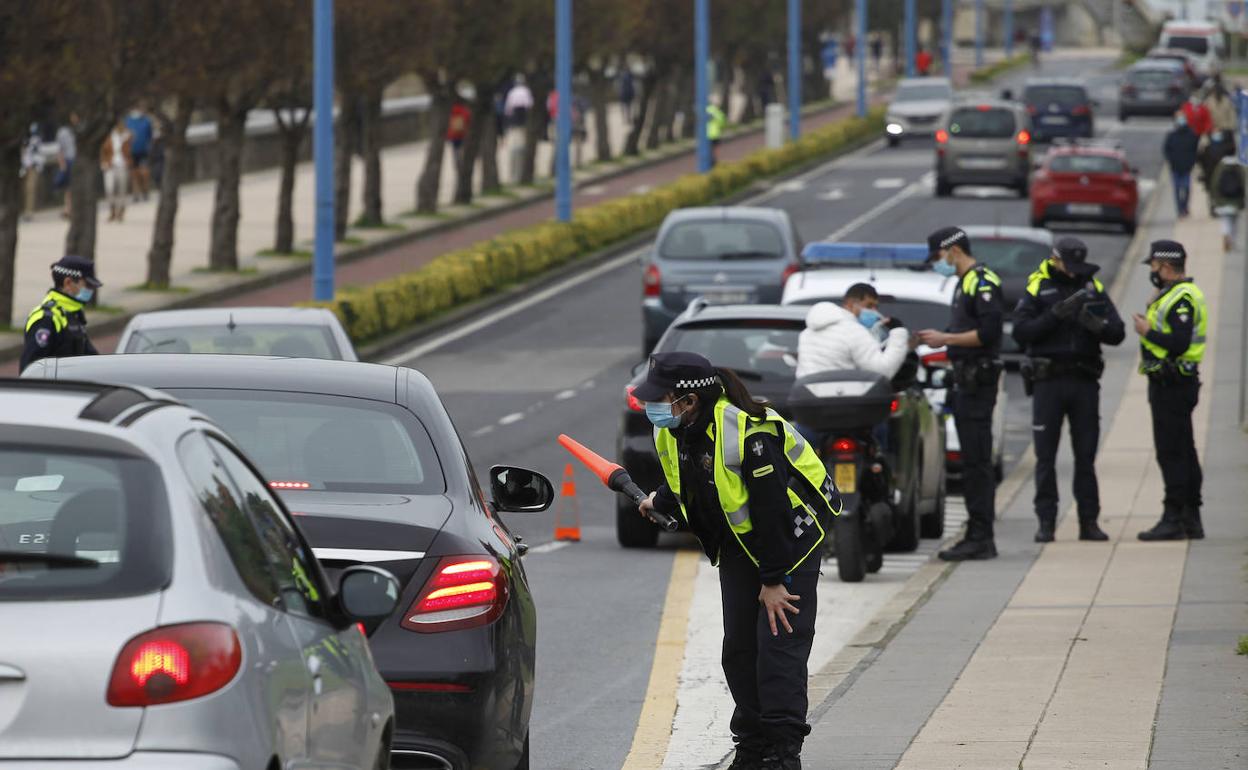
[927,226,970,261]
[1143,239,1186,265]
[1053,236,1099,277]
[632,351,720,402]
[51,254,102,288]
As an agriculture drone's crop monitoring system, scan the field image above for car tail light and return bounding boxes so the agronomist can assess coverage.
[921,349,949,367]
[946,450,963,464]
[890,398,900,413]
[1016,130,1031,146]
[402,556,508,633]
[626,385,644,412]
[827,437,859,456]
[643,264,661,298]
[268,480,311,490]
[107,623,241,707]
[1071,105,1090,116]
[388,681,473,693]
[976,104,991,112]
[935,129,949,144]
[781,262,801,286]
[1026,104,1037,115]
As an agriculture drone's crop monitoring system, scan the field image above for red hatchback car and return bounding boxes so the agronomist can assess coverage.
[1029,144,1139,234]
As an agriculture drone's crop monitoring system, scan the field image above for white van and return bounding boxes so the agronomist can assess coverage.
[1159,20,1225,82]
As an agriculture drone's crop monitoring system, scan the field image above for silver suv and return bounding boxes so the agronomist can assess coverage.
[0,379,397,769]
[935,98,1034,198]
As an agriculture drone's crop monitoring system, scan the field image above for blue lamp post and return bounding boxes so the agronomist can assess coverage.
[312,0,334,301]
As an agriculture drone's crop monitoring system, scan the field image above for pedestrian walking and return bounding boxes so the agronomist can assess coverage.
[634,352,841,770]
[125,104,153,202]
[503,74,534,136]
[844,33,856,62]
[1012,237,1125,543]
[918,227,1005,561]
[915,47,934,77]
[1163,113,1199,218]
[1181,93,1212,137]
[100,118,133,222]
[1134,241,1208,541]
[20,124,43,222]
[21,255,102,373]
[706,99,727,167]
[1208,155,1245,252]
[54,113,78,220]
[619,67,636,123]
[446,95,472,166]
[870,34,883,74]
[1202,75,1237,137]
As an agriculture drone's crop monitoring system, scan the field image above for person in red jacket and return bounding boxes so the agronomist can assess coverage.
[915,47,934,76]
[1181,95,1212,137]
[446,97,472,165]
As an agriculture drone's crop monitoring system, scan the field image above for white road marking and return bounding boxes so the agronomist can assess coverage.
[817,188,847,201]
[554,389,578,401]
[823,171,934,241]
[499,412,526,425]
[471,425,495,437]
[774,179,807,193]
[873,177,905,189]
[526,540,573,555]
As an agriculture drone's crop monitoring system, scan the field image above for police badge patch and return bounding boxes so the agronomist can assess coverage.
[34,328,51,348]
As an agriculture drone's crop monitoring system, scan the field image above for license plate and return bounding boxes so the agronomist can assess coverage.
[1140,90,1164,100]
[1042,116,1069,125]
[959,157,1006,170]
[1068,203,1101,215]
[834,463,857,494]
[700,291,750,305]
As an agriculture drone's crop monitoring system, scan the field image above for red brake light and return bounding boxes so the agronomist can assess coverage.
[1016,130,1031,146]
[781,262,800,285]
[1071,105,1090,116]
[890,398,900,413]
[1026,104,1038,115]
[829,437,859,454]
[976,104,991,112]
[643,264,661,297]
[269,480,311,490]
[921,349,949,367]
[626,385,644,412]
[935,129,949,144]
[946,450,963,463]
[107,623,241,707]
[402,556,507,633]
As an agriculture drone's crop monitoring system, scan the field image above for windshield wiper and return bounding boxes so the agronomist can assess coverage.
[716,250,777,260]
[0,552,99,569]
[129,329,182,352]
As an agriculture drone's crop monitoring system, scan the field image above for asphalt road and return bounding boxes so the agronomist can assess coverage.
[389,52,1170,769]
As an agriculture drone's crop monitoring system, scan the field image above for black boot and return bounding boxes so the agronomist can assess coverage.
[1182,506,1205,540]
[1078,519,1109,541]
[727,739,767,770]
[1034,519,1055,543]
[760,742,802,770]
[1138,505,1186,541]
[938,537,998,561]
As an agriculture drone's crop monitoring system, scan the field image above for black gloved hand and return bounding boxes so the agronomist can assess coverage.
[1077,305,1107,335]
[1052,290,1088,320]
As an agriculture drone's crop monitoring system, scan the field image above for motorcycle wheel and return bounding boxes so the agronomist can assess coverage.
[833,507,867,583]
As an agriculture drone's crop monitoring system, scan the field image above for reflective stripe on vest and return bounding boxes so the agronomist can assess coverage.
[1025,259,1105,296]
[25,291,83,334]
[1139,281,1207,374]
[961,265,1002,296]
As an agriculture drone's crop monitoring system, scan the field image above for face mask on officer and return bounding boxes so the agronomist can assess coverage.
[932,249,957,277]
[645,393,695,430]
[75,287,94,302]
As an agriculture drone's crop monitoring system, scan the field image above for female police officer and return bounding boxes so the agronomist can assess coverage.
[634,352,840,770]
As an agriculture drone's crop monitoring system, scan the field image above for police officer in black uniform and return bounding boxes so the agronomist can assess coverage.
[919,227,1005,561]
[1012,237,1125,543]
[1133,240,1209,541]
[21,255,102,372]
[635,352,840,770]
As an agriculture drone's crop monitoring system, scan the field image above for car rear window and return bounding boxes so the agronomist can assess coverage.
[661,321,803,382]
[0,446,171,601]
[170,390,446,495]
[1130,68,1182,87]
[948,108,1016,138]
[658,220,785,260]
[125,324,341,359]
[1165,36,1209,55]
[1048,155,1125,174]
[1024,86,1087,106]
[895,83,952,101]
[971,238,1052,278]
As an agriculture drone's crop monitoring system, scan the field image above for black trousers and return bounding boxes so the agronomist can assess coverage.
[1148,376,1203,511]
[719,541,819,747]
[1032,375,1101,522]
[952,383,998,541]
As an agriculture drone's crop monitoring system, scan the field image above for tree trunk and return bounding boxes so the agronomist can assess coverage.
[208,102,248,271]
[718,59,735,122]
[454,91,490,205]
[586,67,613,163]
[64,126,107,261]
[359,88,384,225]
[521,73,551,185]
[624,70,658,156]
[645,75,672,150]
[416,89,450,214]
[273,116,306,254]
[334,96,360,240]
[477,82,501,195]
[146,97,193,287]
[0,143,20,327]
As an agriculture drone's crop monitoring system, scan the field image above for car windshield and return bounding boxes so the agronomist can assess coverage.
[1049,155,1125,174]
[784,297,950,330]
[0,446,170,601]
[895,83,952,101]
[660,321,804,382]
[125,324,341,359]
[658,220,785,260]
[971,238,1051,278]
[170,390,446,495]
[1130,69,1181,87]
[1024,86,1086,106]
[948,108,1016,138]
[1166,36,1209,55]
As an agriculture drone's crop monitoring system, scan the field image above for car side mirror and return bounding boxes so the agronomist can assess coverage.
[338,565,401,629]
[490,466,554,513]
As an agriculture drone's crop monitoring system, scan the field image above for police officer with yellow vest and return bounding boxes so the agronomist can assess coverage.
[1133,240,1208,540]
[635,352,840,770]
[918,227,1005,561]
[1012,237,1125,542]
[20,255,102,372]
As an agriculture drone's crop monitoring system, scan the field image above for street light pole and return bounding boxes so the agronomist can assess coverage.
[555,0,572,222]
[856,0,867,117]
[1004,0,1014,59]
[788,0,801,140]
[975,0,985,70]
[905,0,916,77]
[942,0,953,77]
[695,0,710,172]
[312,0,334,302]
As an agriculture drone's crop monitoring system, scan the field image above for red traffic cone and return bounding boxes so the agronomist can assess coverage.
[553,463,582,542]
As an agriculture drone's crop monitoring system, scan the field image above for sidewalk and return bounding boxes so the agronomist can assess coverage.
[804,180,1248,768]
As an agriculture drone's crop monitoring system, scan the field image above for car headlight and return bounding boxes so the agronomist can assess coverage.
[886,122,904,135]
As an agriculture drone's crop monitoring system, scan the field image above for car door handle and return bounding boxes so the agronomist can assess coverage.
[0,664,25,682]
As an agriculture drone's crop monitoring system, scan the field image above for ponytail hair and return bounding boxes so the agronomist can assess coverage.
[715,367,769,419]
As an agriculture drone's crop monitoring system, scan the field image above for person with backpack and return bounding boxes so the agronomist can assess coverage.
[1209,156,1245,252]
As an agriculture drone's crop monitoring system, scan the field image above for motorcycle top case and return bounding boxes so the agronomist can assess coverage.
[787,370,893,431]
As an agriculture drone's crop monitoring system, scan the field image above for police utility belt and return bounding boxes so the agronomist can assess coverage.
[1142,358,1199,384]
[951,357,1003,393]
[1020,357,1104,395]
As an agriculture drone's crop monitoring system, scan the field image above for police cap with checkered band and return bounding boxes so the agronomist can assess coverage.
[51,254,102,288]
[926,226,971,262]
[1142,239,1186,265]
[632,351,721,402]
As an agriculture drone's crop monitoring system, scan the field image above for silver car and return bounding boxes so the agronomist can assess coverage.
[116,307,357,360]
[0,379,397,768]
[935,98,1034,198]
[885,77,954,145]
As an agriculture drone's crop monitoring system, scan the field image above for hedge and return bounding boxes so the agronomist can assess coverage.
[967,53,1031,85]
[302,106,886,344]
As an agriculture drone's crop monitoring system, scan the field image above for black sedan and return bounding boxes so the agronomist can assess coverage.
[616,304,946,549]
[24,354,549,770]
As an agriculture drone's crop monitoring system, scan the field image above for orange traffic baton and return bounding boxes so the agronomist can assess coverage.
[557,434,679,531]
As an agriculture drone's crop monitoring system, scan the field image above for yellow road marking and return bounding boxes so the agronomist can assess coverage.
[620,547,700,770]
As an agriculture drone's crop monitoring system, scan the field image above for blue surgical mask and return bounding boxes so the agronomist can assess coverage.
[932,258,956,277]
[645,397,687,430]
[74,287,94,303]
[857,308,882,329]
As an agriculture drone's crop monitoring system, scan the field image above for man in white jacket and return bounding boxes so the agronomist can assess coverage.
[796,283,911,380]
